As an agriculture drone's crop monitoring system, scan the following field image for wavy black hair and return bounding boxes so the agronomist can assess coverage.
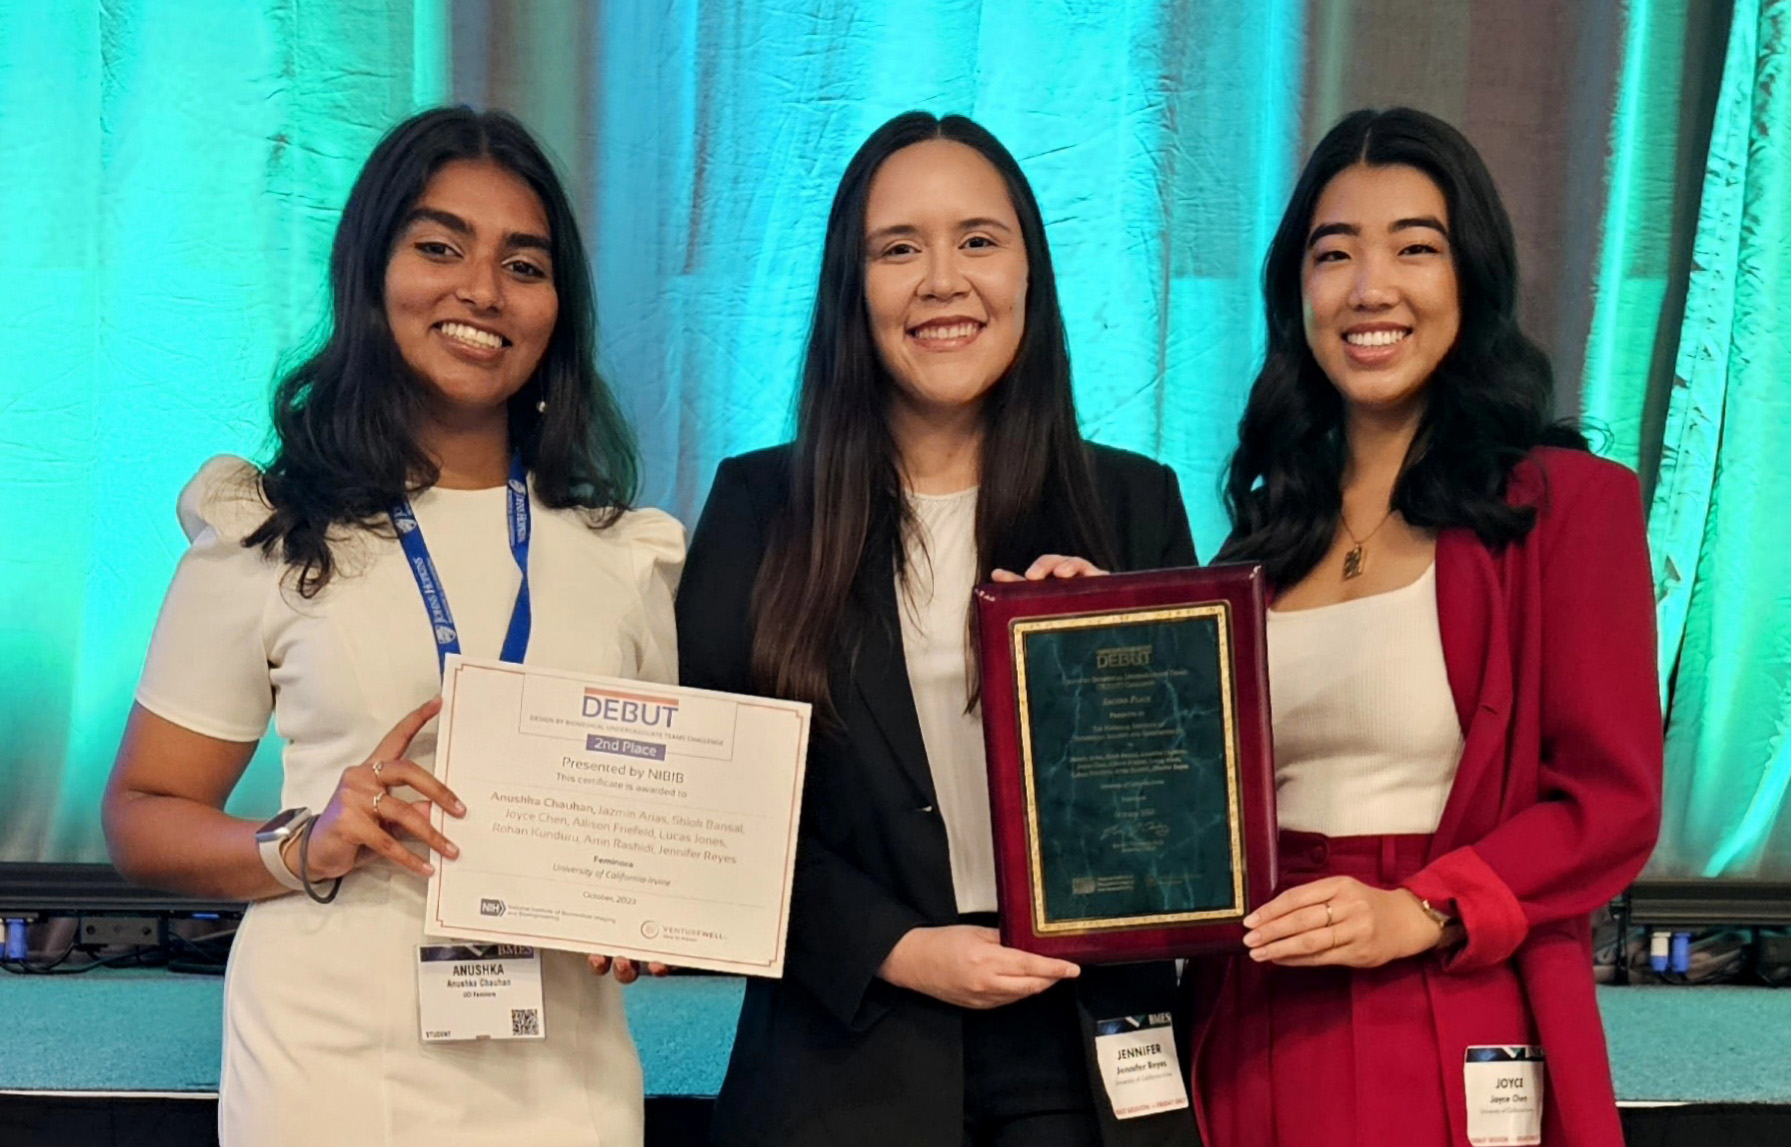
[1216,107,1585,588]
[748,111,1116,714]
[246,106,638,593]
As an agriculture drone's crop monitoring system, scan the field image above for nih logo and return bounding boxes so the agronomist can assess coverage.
[582,687,679,730]
[479,898,507,917]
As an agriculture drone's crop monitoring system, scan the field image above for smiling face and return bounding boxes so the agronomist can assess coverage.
[862,139,1029,426]
[383,158,558,425]
[1301,162,1461,427]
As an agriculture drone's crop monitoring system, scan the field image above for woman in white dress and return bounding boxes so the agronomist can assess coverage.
[101,107,679,1147]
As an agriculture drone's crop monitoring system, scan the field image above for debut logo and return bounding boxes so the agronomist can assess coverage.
[582,687,680,729]
[479,898,507,917]
[1096,645,1153,670]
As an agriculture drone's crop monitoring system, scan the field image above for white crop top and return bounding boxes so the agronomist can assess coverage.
[1266,563,1464,837]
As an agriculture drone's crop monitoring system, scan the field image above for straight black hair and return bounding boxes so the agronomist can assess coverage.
[1217,107,1585,588]
[247,106,638,593]
[749,111,1115,714]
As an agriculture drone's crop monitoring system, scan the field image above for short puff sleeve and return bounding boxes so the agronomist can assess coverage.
[134,456,279,743]
[607,507,685,688]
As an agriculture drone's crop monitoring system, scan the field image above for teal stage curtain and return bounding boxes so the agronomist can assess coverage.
[0,0,436,855]
[1645,0,1791,877]
[1,0,1786,880]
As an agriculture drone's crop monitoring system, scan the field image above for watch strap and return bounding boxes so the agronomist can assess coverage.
[1417,897,1455,930]
[257,810,312,892]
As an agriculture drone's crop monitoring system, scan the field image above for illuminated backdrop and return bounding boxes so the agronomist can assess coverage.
[1,0,1785,877]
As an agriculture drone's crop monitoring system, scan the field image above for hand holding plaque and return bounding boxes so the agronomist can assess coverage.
[974,564,1276,963]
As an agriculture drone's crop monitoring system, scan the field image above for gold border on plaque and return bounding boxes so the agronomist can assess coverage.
[1010,605,1246,935]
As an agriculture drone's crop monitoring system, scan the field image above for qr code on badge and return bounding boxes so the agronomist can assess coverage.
[511,1008,541,1037]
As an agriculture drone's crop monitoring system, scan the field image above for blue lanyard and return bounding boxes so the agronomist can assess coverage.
[390,455,533,676]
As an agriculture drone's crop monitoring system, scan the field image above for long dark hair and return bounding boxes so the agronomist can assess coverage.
[246,106,638,594]
[749,111,1115,714]
[1216,107,1585,588]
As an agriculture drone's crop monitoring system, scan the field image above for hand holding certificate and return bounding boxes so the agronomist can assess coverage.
[425,656,811,977]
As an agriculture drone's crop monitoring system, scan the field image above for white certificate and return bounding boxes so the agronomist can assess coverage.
[425,655,811,977]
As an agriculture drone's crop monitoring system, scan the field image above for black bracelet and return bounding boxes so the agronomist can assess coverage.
[297,818,342,905]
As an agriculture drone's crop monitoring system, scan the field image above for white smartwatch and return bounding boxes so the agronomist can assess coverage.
[255,807,313,892]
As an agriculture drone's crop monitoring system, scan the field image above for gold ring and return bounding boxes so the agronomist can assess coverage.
[371,791,385,816]
[370,760,386,780]
[1323,901,1334,927]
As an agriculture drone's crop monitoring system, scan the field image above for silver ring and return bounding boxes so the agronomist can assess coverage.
[370,760,386,780]
[370,791,386,816]
[1327,926,1339,951]
[1323,901,1334,927]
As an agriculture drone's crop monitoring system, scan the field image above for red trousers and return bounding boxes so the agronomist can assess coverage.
[1191,832,1540,1147]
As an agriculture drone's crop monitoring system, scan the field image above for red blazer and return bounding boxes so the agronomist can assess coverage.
[1189,447,1662,1146]
[1402,447,1663,1144]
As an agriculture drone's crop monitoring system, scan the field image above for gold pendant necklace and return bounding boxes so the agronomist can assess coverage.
[1340,506,1396,581]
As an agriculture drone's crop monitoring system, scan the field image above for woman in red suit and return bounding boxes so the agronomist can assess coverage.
[1190,107,1662,1146]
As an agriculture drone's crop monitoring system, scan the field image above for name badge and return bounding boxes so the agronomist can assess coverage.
[1463,1045,1544,1145]
[417,944,545,1043]
[1093,1013,1189,1120]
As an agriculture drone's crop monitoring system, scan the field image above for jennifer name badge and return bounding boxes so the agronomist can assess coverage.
[1464,1045,1545,1146]
[417,944,545,1043]
[1094,1013,1189,1120]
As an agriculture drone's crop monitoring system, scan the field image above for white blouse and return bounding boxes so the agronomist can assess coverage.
[896,488,998,914]
[1267,563,1464,837]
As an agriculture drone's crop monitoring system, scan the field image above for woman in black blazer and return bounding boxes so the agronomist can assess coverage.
[678,112,1199,1147]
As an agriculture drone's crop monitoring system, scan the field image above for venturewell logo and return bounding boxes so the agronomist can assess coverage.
[582,687,679,729]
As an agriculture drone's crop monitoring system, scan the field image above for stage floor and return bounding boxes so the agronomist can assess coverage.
[2,972,1788,1102]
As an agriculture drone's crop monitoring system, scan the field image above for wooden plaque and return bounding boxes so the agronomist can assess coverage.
[974,564,1276,963]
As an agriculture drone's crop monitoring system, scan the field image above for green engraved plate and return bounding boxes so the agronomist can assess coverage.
[1015,606,1244,932]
